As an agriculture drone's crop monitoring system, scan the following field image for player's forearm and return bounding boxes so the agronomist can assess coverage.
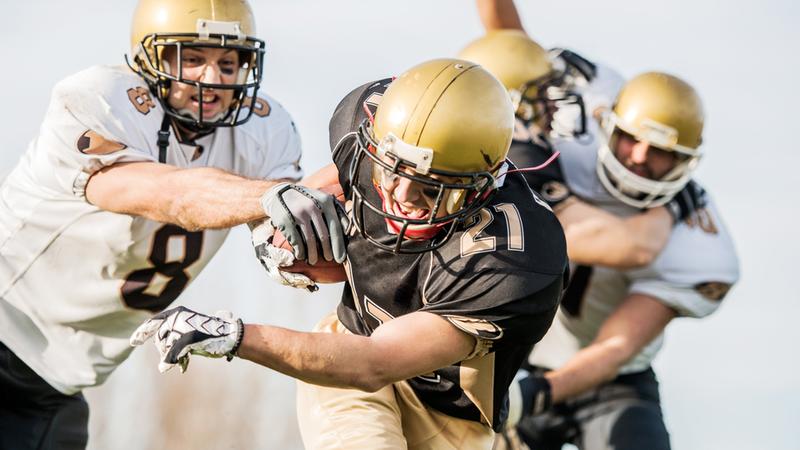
[545,337,631,403]
[546,295,675,403]
[160,167,278,230]
[477,0,525,31]
[87,162,282,230]
[237,324,396,392]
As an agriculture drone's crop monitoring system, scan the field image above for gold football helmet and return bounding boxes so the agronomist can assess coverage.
[458,30,586,137]
[128,0,265,129]
[597,71,705,208]
[351,58,515,253]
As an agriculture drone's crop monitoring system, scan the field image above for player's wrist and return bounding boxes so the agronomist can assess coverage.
[226,318,245,361]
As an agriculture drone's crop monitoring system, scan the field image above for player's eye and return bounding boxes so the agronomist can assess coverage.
[420,185,441,201]
[219,60,236,76]
[181,55,203,68]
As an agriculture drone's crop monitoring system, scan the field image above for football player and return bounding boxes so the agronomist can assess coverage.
[460,4,707,270]
[464,2,741,449]
[0,1,345,449]
[131,58,569,449]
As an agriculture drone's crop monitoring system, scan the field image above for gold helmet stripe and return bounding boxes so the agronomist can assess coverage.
[401,62,479,148]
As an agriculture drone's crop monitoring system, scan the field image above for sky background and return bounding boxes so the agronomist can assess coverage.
[1,1,798,449]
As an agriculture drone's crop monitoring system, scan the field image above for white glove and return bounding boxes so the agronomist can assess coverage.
[251,220,318,292]
[129,306,244,373]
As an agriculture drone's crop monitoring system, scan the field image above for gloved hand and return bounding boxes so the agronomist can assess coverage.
[260,183,348,266]
[664,180,707,225]
[496,370,555,450]
[129,306,244,373]
[251,219,318,292]
[518,371,553,416]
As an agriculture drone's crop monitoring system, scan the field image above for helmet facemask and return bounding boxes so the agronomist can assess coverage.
[349,120,498,254]
[128,22,265,131]
[596,114,702,208]
[512,68,587,140]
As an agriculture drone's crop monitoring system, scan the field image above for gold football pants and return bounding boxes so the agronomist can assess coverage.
[296,313,495,450]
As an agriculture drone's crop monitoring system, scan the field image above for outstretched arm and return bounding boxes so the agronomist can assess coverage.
[544,294,675,402]
[239,312,474,392]
[477,0,526,32]
[512,293,676,418]
[131,308,476,393]
[89,161,347,265]
[87,161,280,231]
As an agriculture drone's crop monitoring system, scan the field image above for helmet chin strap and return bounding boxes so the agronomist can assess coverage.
[157,114,171,164]
[156,110,223,164]
[385,216,445,240]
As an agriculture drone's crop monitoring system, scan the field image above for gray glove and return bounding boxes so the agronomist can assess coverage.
[261,183,348,265]
[129,306,244,373]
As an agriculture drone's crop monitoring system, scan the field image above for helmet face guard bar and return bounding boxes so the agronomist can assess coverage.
[348,120,497,254]
[515,72,587,138]
[131,32,266,129]
[596,124,700,209]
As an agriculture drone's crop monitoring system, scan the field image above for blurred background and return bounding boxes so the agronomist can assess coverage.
[1,0,798,449]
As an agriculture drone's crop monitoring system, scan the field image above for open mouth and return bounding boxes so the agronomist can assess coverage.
[190,93,221,114]
[627,164,652,179]
[392,201,430,220]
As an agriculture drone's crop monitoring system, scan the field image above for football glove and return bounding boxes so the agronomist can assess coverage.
[664,180,708,225]
[261,183,349,265]
[129,306,244,373]
[251,219,318,292]
[518,371,553,416]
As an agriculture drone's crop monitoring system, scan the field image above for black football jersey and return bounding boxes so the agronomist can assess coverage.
[328,79,568,431]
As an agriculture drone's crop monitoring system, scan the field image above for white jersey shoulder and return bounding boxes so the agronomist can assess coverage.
[0,65,302,394]
[38,65,165,197]
[628,195,740,318]
[225,93,303,181]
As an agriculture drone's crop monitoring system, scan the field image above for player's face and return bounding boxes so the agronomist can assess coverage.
[164,47,241,121]
[613,131,679,180]
[375,164,463,222]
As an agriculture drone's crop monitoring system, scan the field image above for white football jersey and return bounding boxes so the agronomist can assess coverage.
[530,117,740,374]
[0,65,302,394]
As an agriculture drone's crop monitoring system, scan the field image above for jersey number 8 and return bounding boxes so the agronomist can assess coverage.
[121,225,204,312]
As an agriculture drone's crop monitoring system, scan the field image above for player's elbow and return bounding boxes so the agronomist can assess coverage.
[348,351,400,392]
[351,365,394,393]
[164,196,202,231]
[352,378,388,393]
[346,374,387,393]
[622,246,659,269]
